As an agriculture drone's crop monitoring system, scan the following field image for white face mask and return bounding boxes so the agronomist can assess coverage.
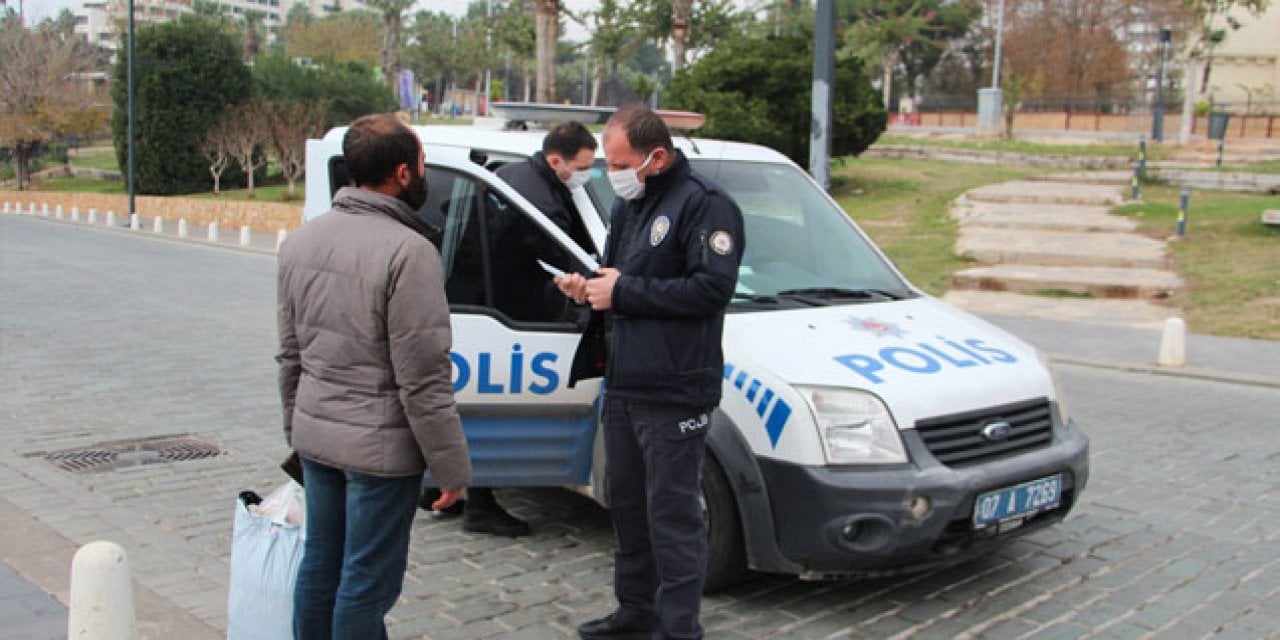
[607,151,655,201]
[562,169,592,189]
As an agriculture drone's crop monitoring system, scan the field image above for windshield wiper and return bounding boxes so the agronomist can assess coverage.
[732,292,781,304]
[774,287,912,302]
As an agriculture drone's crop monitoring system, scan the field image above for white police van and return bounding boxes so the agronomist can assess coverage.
[302,105,1089,590]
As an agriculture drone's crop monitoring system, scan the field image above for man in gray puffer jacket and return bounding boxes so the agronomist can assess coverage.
[277,113,471,639]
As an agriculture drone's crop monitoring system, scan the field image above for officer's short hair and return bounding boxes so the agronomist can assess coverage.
[343,113,419,187]
[543,121,597,159]
[606,103,674,154]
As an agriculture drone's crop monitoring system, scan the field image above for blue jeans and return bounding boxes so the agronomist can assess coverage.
[293,457,420,640]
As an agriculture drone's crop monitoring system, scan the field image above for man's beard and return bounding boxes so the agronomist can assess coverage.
[397,170,428,210]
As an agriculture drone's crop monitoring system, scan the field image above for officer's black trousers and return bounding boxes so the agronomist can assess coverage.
[603,397,709,640]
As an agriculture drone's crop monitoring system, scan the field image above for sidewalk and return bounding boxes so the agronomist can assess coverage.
[976,312,1280,388]
[0,562,65,640]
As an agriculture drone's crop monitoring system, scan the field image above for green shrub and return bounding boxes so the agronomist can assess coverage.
[667,29,887,166]
[252,55,395,128]
[111,15,252,195]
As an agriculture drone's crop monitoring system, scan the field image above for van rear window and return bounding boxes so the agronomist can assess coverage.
[328,156,349,198]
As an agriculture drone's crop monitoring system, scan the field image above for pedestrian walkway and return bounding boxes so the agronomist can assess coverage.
[944,172,1185,329]
[0,562,65,640]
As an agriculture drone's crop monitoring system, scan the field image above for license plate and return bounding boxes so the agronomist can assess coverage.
[972,474,1062,529]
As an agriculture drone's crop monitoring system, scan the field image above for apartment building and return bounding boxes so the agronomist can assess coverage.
[73,0,369,49]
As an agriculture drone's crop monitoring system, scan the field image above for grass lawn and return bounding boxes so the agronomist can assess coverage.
[68,148,121,172]
[877,134,1170,161]
[29,176,127,193]
[191,183,305,203]
[1113,186,1280,340]
[830,157,1038,295]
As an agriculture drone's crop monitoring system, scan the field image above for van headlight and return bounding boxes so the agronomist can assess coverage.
[798,386,908,464]
[1035,350,1071,428]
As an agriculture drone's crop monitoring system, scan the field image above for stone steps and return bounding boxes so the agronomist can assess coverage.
[951,265,1183,300]
[962,180,1128,207]
[942,290,1177,330]
[956,227,1170,269]
[950,199,1136,233]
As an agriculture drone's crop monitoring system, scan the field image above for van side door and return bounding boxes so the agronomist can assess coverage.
[421,164,600,488]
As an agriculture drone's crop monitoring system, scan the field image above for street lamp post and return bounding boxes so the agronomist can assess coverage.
[127,0,136,223]
[977,0,1006,135]
[483,0,491,115]
[1152,28,1171,141]
[809,0,835,190]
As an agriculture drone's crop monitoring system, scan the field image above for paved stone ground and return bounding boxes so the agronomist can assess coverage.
[3,215,1279,639]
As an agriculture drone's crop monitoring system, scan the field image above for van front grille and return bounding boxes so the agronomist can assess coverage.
[915,398,1053,467]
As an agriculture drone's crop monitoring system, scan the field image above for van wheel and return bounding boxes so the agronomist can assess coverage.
[703,454,748,593]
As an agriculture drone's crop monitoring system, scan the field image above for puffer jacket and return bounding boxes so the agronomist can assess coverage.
[276,187,471,486]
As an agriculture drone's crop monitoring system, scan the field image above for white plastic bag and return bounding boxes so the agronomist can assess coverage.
[227,481,305,640]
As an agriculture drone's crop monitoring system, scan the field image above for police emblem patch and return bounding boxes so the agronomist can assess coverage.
[710,230,733,256]
[650,215,671,247]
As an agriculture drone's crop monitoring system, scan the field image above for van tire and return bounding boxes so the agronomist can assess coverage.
[703,454,748,593]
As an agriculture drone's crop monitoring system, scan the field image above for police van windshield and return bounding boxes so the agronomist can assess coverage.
[586,158,913,306]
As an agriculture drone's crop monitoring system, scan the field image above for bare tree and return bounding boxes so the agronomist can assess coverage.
[0,12,106,190]
[265,99,328,199]
[671,0,693,70]
[535,0,559,102]
[201,109,234,194]
[225,99,271,197]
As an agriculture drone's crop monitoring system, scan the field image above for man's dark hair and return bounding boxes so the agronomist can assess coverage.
[606,103,673,154]
[542,121,598,158]
[342,113,420,187]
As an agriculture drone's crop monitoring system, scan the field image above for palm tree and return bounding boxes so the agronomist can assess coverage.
[535,0,558,102]
[368,0,414,86]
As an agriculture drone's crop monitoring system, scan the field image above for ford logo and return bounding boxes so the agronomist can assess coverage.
[981,421,1013,441]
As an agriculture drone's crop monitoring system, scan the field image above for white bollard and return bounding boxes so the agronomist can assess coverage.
[106,211,116,226]
[28,201,37,215]
[1157,317,1186,367]
[41,203,49,216]
[153,216,164,234]
[2,201,9,214]
[239,225,252,247]
[207,220,219,243]
[88,209,98,225]
[71,206,80,222]
[129,213,140,230]
[178,218,189,238]
[276,229,288,250]
[68,540,137,640]
[55,204,64,219]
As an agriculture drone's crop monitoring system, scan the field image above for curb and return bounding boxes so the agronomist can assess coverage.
[1047,354,1280,390]
[2,209,280,257]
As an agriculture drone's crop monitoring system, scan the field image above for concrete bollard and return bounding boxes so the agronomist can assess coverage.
[41,203,49,216]
[71,206,80,222]
[1157,317,1186,367]
[68,540,136,640]
[56,204,64,219]
[153,216,164,234]
[2,201,9,214]
[239,225,252,247]
[178,218,189,238]
[106,211,116,227]
[207,220,219,243]
[276,229,288,250]
[129,213,140,231]
[88,209,98,225]
[28,201,36,215]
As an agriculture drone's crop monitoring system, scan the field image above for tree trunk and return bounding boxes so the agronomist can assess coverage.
[14,145,30,191]
[247,162,256,195]
[1178,58,1197,145]
[591,60,604,106]
[671,0,692,71]
[535,0,559,103]
[382,12,400,87]
[882,57,893,110]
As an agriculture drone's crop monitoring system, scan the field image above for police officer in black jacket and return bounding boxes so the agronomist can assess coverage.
[557,104,744,640]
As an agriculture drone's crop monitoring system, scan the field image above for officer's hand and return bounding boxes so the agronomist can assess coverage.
[585,268,620,311]
[555,273,589,304]
[431,487,464,511]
